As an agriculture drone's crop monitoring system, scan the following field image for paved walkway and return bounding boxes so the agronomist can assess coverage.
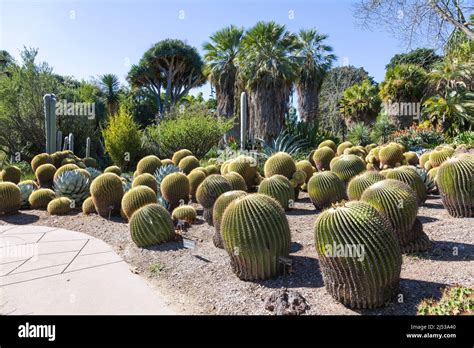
[0,224,175,315]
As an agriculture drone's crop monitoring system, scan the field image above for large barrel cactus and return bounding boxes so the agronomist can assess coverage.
[308,171,346,210]
[330,154,366,182]
[224,171,248,191]
[0,182,21,214]
[314,201,402,309]
[178,155,200,174]
[121,185,157,219]
[436,157,474,218]
[54,169,91,205]
[336,141,353,156]
[403,152,419,166]
[1,165,21,184]
[379,143,404,169]
[154,164,181,209]
[221,194,291,280]
[264,152,296,179]
[35,163,57,188]
[347,171,386,201]
[188,170,207,201]
[137,155,162,175]
[429,147,453,168]
[384,166,427,205]
[29,188,56,209]
[90,173,124,217]
[228,156,258,188]
[296,160,315,183]
[258,175,295,211]
[53,163,80,181]
[196,174,232,225]
[31,153,53,173]
[360,179,430,253]
[47,197,73,215]
[313,146,335,171]
[129,203,175,247]
[132,173,158,194]
[172,149,193,165]
[104,165,122,176]
[160,172,190,209]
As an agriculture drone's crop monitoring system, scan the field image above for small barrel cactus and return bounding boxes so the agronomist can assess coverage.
[336,141,353,156]
[90,173,124,217]
[347,171,386,201]
[1,165,21,184]
[384,166,427,205]
[154,164,181,209]
[360,179,430,253]
[196,174,232,225]
[161,159,174,166]
[82,157,98,168]
[17,180,39,208]
[29,188,56,209]
[205,165,220,175]
[318,139,337,152]
[0,182,21,214]
[129,203,175,247]
[330,154,366,182]
[221,194,291,280]
[258,175,295,211]
[436,157,474,217]
[343,146,366,159]
[403,152,419,166]
[35,163,57,188]
[227,156,258,188]
[160,172,190,209]
[379,143,404,169]
[54,169,91,205]
[264,152,296,179]
[132,173,158,194]
[178,155,200,174]
[121,185,157,219]
[313,146,335,171]
[47,197,73,215]
[429,148,453,168]
[104,165,122,176]
[224,171,248,191]
[31,153,53,173]
[171,205,197,223]
[137,155,162,175]
[296,160,315,183]
[314,201,402,309]
[308,171,346,210]
[188,170,207,201]
[82,196,96,214]
[172,149,193,165]
[419,152,431,169]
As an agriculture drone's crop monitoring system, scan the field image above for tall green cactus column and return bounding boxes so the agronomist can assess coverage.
[240,92,247,151]
[43,94,57,154]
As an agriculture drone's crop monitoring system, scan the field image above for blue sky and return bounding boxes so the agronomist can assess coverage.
[1,0,411,98]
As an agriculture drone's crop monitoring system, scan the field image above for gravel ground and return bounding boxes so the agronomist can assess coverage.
[1,193,472,315]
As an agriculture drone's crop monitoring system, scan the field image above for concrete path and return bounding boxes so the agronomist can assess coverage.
[0,224,175,315]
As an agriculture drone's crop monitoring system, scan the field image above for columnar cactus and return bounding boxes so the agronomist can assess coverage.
[82,196,96,214]
[224,171,248,191]
[0,165,21,184]
[264,152,296,179]
[132,173,158,194]
[307,171,346,210]
[31,153,53,173]
[384,166,427,205]
[137,155,162,175]
[330,154,366,182]
[258,175,295,211]
[360,179,430,253]
[35,163,57,187]
[347,171,386,201]
[0,182,21,214]
[187,170,207,201]
[29,188,56,209]
[90,173,124,217]
[336,141,353,156]
[172,149,193,165]
[314,201,402,309]
[121,185,157,219]
[47,197,73,215]
[436,157,474,218]
[318,139,337,152]
[178,155,200,174]
[104,165,122,176]
[313,146,335,171]
[160,172,190,209]
[171,205,197,223]
[129,203,175,247]
[221,194,291,280]
[196,174,232,225]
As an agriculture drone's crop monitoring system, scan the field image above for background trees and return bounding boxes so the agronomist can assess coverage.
[98,74,121,116]
[339,79,381,127]
[386,48,441,71]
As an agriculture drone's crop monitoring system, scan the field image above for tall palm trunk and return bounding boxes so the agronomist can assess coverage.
[216,70,238,139]
[296,81,320,123]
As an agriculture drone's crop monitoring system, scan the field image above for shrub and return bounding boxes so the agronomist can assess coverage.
[391,123,445,149]
[147,104,233,158]
[370,112,395,144]
[452,131,474,146]
[102,107,142,170]
[348,122,372,146]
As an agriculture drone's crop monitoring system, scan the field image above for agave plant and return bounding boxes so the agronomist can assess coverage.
[86,167,102,182]
[258,129,310,157]
[415,167,437,194]
[154,164,181,209]
[54,170,90,205]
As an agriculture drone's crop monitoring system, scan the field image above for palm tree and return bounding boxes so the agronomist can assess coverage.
[339,79,381,127]
[237,21,301,141]
[203,25,244,139]
[295,29,335,123]
[99,74,121,116]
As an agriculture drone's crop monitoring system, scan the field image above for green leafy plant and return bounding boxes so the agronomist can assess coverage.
[370,112,396,144]
[452,131,474,146]
[339,79,381,126]
[348,122,372,146]
[418,286,473,315]
[391,123,445,149]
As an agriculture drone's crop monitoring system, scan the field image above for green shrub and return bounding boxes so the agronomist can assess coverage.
[452,131,474,146]
[102,107,142,170]
[147,104,233,158]
[348,122,372,146]
[370,112,395,144]
[392,123,445,149]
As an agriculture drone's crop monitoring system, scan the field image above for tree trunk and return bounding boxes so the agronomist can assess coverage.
[297,81,322,124]
[216,71,238,141]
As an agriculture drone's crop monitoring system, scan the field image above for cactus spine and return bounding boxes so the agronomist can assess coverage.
[307,171,346,209]
[0,182,21,214]
[258,175,295,211]
[129,204,175,247]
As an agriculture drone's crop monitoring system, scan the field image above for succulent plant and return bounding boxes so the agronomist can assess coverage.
[221,194,291,280]
[224,171,248,191]
[0,182,21,214]
[379,143,404,169]
[205,164,220,175]
[0,165,21,184]
[314,201,402,309]
[35,164,57,188]
[171,205,197,223]
[313,146,335,171]
[47,197,73,215]
[54,169,91,205]
[104,165,122,176]
[82,157,98,168]
[187,170,207,201]
[172,149,193,165]
[82,196,96,214]
[264,152,296,180]
[403,152,419,166]
[330,154,366,182]
[53,164,80,181]
[85,167,102,182]
[129,203,175,247]
[160,159,173,166]
[384,166,427,205]
[436,157,474,218]
[31,153,53,173]
[29,188,56,209]
[121,185,157,219]
[347,171,386,201]
[343,146,366,159]
[196,174,232,225]
[419,152,431,169]
[318,139,337,152]
[17,180,38,208]
[137,155,162,175]
[154,164,181,209]
[308,171,346,210]
[258,175,295,211]
[90,173,124,217]
[360,179,430,253]
[160,172,190,210]
[429,148,453,168]
[227,156,258,188]
[132,173,158,194]
[336,141,353,156]
[296,160,315,183]
[178,155,200,174]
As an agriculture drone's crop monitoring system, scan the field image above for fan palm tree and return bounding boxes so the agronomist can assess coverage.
[339,79,381,127]
[237,21,301,141]
[203,25,244,138]
[99,74,121,116]
[295,29,335,123]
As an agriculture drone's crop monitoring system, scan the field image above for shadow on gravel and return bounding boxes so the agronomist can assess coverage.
[408,240,474,261]
[290,241,303,253]
[417,215,439,223]
[0,212,39,225]
[296,196,311,204]
[287,208,316,216]
[144,241,183,252]
[422,201,444,209]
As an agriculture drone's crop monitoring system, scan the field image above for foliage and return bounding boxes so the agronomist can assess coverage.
[147,104,233,158]
[348,122,372,146]
[370,112,396,144]
[98,74,121,116]
[379,64,428,103]
[121,86,158,127]
[452,131,474,146]
[386,48,441,71]
[102,107,142,169]
[258,129,309,157]
[339,79,381,125]
[418,286,473,315]
[391,123,445,149]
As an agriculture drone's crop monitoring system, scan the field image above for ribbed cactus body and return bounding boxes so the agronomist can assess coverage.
[196,175,231,209]
[296,160,314,183]
[121,185,157,219]
[419,152,431,169]
[224,172,248,191]
[172,149,193,165]
[403,152,419,166]
[178,155,200,174]
[330,154,366,182]
[221,194,291,280]
[258,175,295,211]
[129,204,175,247]
[360,179,430,252]
[0,182,21,214]
[343,146,366,159]
[347,171,386,201]
[53,164,79,181]
[264,152,296,179]
[379,144,404,168]
[336,141,353,156]
[1,166,21,184]
[160,172,190,209]
[313,146,335,171]
[161,159,174,166]
[35,164,57,187]
[188,170,207,200]
[436,157,474,218]
[308,171,346,210]
[90,173,124,217]
[47,197,73,215]
[31,153,53,173]
[104,165,122,176]
[228,156,258,188]
[205,165,220,175]
[314,201,402,309]
[385,166,427,205]
[29,188,56,209]
[429,149,452,168]
[82,157,97,168]
[318,139,337,152]
[171,205,197,223]
[137,155,162,175]
[82,196,96,214]
[132,173,158,194]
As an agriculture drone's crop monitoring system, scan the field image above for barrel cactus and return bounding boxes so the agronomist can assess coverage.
[47,197,73,215]
[360,179,430,253]
[308,171,346,210]
[129,203,175,247]
[132,173,158,194]
[227,156,258,188]
[330,154,366,182]
[205,165,220,175]
[137,155,162,175]
[104,165,122,176]
[264,152,296,179]
[314,201,402,309]
[171,205,197,223]
[82,157,98,168]
[384,166,427,205]
[121,185,157,219]
[160,172,190,210]
[90,173,124,217]
[379,143,404,169]
[318,139,337,152]
[436,157,474,217]
[31,153,53,173]
[258,175,295,211]
[347,171,386,201]
[54,169,91,205]
[188,170,207,201]
[35,164,57,188]
[154,164,181,209]
[221,194,291,280]
[196,174,232,225]
[178,155,200,174]
[224,172,248,191]
[82,196,96,215]
[313,146,335,171]
[17,180,39,208]
[29,188,56,209]
[172,149,193,165]
[336,141,353,156]
[296,160,315,183]
[0,182,21,214]
[429,148,453,168]
[1,165,21,184]
[403,152,419,166]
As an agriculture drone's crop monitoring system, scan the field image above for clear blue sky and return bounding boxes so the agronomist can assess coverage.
[1,0,411,98]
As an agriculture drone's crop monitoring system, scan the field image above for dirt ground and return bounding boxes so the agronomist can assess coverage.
[1,193,472,315]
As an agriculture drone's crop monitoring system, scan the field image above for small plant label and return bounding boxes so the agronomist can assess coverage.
[182,238,196,249]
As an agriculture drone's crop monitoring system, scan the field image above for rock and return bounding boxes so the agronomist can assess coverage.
[264,289,310,315]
